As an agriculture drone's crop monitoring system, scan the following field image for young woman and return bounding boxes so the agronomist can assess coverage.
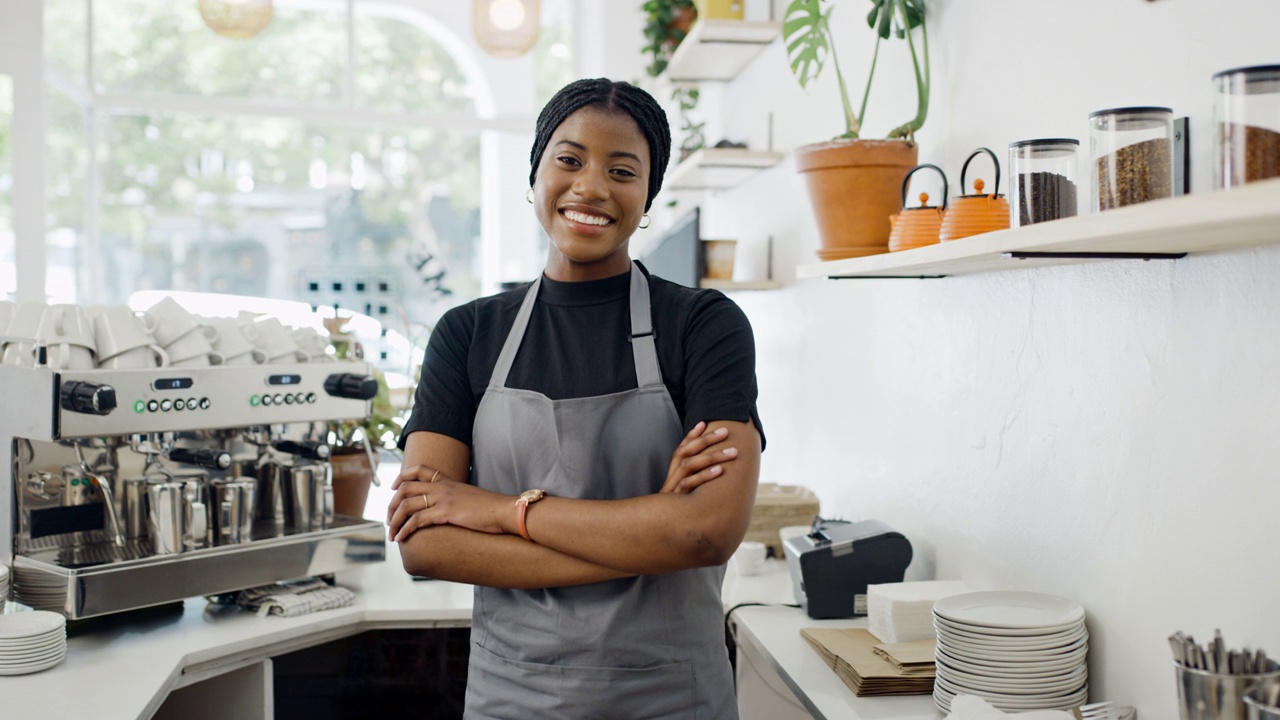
[388,78,764,719]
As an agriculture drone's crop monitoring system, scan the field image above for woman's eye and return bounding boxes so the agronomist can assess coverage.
[612,168,637,178]
[556,155,580,166]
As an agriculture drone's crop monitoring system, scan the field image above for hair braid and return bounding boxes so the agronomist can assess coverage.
[529,78,671,212]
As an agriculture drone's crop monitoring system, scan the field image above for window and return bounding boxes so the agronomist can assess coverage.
[0,74,13,297]
[37,0,574,356]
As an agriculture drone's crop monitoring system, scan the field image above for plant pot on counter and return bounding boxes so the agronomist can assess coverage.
[330,448,378,519]
[795,138,918,260]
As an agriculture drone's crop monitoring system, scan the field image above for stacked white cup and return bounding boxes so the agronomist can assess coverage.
[202,316,266,366]
[2,302,48,367]
[241,316,308,364]
[36,305,98,370]
[145,297,223,368]
[94,305,170,369]
[292,327,332,362]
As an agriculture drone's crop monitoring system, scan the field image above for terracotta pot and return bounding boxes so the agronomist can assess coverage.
[330,450,377,519]
[795,138,919,260]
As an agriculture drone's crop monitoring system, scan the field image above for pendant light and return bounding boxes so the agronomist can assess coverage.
[198,0,274,40]
[473,0,540,58]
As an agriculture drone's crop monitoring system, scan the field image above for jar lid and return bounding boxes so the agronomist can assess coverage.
[1008,138,1080,149]
[1088,106,1173,119]
[1211,64,1280,81]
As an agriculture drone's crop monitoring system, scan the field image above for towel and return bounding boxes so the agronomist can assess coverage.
[235,577,356,618]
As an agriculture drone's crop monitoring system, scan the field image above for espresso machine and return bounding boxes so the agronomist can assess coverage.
[0,360,388,619]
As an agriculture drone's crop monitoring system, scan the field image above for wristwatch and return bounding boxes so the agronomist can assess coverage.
[515,488,547,542]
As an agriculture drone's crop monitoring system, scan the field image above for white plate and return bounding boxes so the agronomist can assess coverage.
[0,611,65,640]
[934,591,1084,630]
[935,613,1084,638]
[936,623,1087,650]
[0,636,65,656]
[0,650,66,676]
[0,646,65,666]
[936,674,1087,702]
[939,666,1087,695]
[938,659,1087,685]
[0,627,66,647]
[937,636,1087,664]
[935,647,1087,678]
[935,676,1088,709]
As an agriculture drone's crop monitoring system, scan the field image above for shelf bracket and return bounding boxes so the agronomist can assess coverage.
[1003,251,1187,261]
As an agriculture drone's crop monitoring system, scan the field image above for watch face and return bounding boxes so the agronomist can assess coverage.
[520,488,546,503]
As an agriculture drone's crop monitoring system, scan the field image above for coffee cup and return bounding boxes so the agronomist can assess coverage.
[0,301,15,338]
[170,350,225,368]
[242,317,306,363]
[36,304,96,351]
[205,317,259,359]
[42,342,96,370]
[730,540,768,576]
[98,343,170,369]
[163,325,218,364]
[93,305,158,359]
[222,349,268,366]
[145,297,212,347]
[293,327,331,361]
[2,301,47,344]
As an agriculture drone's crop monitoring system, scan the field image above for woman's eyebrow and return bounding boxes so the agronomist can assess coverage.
[554,139,642,164]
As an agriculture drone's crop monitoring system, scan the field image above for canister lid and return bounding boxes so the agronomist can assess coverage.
[1008,138,1080,149]
[1211,64,1280,81]
[1088,106,1173,119]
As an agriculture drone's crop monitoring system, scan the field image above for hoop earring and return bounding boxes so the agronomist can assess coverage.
[525,187,534,204]
[638,214,651,229]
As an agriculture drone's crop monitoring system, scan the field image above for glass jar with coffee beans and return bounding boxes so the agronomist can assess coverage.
[1009,138,1080,227]
[1090,106,1174,211]
[1214,64,1280,189]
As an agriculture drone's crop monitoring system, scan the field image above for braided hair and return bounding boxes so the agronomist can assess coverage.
[529,78,671,212]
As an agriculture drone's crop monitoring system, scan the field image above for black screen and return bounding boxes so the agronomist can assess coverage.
[639,208,701,289]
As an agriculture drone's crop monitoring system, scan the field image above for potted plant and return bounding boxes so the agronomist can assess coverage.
[672,86,706,162]
[323,316,403,519]
[642,0,697,78]
[784,0,930,259]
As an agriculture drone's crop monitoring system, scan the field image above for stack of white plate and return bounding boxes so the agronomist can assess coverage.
[932,590,1088,714]
[0,611,68,676]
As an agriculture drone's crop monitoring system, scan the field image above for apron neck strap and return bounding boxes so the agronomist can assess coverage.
[488,262,663,390]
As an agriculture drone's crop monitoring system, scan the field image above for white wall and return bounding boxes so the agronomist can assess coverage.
[604,0,1280,716]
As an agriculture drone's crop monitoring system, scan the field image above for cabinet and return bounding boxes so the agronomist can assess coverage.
[796,177,1280,280]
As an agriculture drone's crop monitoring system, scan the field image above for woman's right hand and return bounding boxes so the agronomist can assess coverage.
[661,421,739,494]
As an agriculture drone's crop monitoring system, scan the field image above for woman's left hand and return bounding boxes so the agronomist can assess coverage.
[387,465,511,542]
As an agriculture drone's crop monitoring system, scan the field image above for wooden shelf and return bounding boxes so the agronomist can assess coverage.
[666,147,786,191]
[664,19,782,82]
[796,178,1280,280]
[699,278,782,291]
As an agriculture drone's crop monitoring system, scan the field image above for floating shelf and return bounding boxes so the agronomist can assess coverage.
[664,19,782,82]
[796,177,1280,280]
[667,147,786,191]
[699,278,782,291]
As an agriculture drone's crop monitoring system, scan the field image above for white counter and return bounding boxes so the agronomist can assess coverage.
[3,548,802,720]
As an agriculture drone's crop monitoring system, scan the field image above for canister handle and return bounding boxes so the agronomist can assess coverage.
[901,164,949,209]
[961,147,1002,196]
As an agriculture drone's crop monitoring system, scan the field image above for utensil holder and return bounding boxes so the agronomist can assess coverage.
[1245,681,1280,720]
[1176,663,1280,720]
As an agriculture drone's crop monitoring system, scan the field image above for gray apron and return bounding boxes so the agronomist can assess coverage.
[464,263,737,720]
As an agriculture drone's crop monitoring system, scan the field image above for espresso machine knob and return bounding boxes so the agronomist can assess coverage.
[323,373,378,400]
[169,447,232,470]
[272,439,332,461]
[59,381,117,415]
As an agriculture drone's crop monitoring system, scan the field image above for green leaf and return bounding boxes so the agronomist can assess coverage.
[782,0,830,89]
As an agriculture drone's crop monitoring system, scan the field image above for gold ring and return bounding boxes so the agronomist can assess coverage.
[420,494,429,510]
[430,469,440,483]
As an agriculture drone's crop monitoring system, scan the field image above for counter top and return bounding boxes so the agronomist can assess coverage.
[3,547,800,720]
[731,602,945,719]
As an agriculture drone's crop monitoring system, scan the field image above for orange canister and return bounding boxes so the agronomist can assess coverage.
[888,164,948,252]
[939,147,1011,242]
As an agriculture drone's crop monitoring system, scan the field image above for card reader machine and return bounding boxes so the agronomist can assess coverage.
[782,519,913,619]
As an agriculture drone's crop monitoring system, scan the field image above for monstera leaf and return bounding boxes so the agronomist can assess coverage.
[867,0,925,39]
[783,0,832,89]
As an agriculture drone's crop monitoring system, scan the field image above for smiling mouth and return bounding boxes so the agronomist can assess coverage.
[562,209,614,227]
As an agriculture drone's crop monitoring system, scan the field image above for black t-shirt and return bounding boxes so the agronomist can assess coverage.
[399,263,765,453]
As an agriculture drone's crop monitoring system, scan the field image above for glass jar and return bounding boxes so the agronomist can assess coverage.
[1008,138,1080,227]
[1089,106,1174,211]
[1214,64,1280,189]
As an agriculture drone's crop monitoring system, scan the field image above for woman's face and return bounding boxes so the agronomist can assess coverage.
[534,106,650,281]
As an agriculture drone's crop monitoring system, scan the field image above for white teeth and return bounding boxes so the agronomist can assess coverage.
[564,210,611,226]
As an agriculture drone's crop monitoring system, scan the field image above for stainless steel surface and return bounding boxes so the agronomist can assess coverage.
[1177,663,1280,720]
[11,516,385,618]
[2,359,385,619]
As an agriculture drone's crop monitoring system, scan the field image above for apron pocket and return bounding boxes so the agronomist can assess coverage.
[467,642,697,720]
